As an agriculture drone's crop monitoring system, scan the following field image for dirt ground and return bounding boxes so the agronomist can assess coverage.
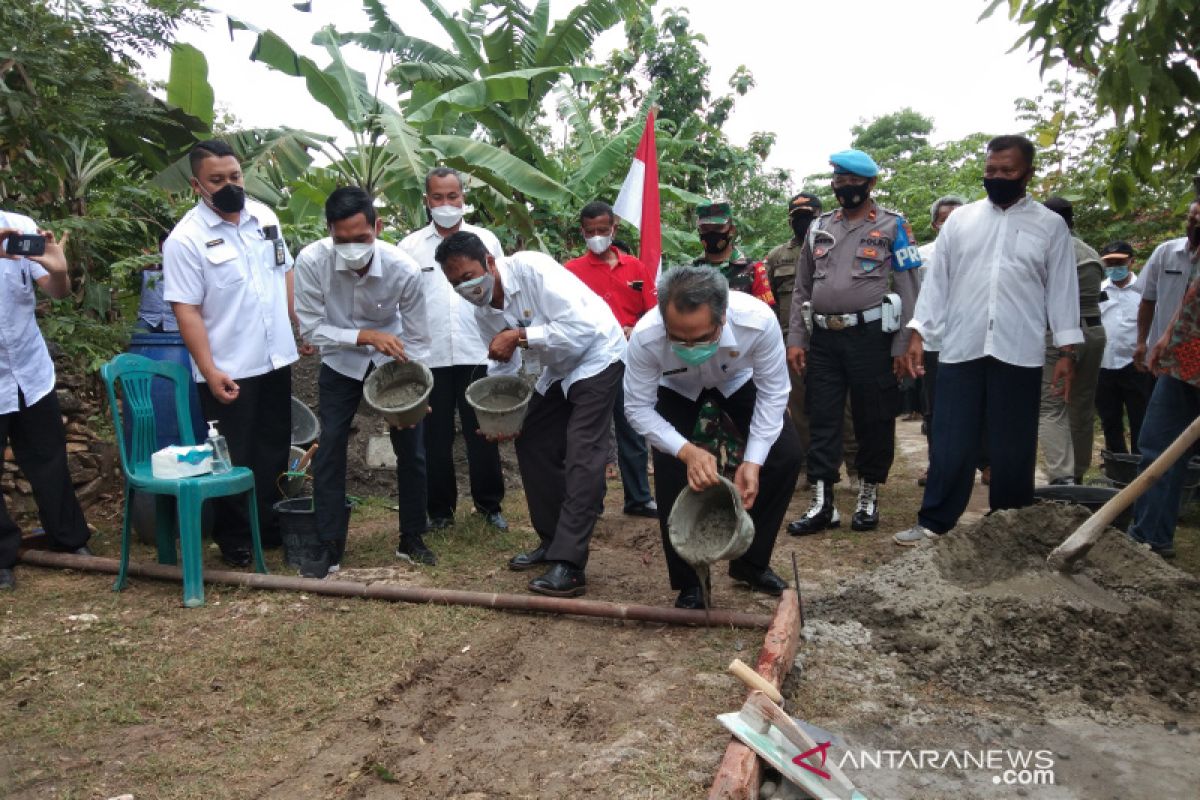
[3,415,1199,799]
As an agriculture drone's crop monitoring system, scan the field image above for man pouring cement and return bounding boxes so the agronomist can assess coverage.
[624,266,803,609]
[435,231,625,598]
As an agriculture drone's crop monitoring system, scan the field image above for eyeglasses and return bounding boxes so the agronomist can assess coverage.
[667,325,722,347]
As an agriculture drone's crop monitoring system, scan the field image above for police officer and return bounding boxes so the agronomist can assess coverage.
[785,149,921,534]
[692,200,775,306]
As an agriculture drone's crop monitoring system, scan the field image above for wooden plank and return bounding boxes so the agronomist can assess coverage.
[708,589,802,799]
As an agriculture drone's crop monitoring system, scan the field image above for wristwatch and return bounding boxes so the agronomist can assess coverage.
[1058,347,1078,363]
[516,327,529,349]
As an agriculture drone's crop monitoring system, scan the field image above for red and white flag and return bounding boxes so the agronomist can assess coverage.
[613,108,661,280]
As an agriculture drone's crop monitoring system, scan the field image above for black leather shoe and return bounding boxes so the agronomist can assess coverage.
[0,568,14,590]
[219,547,251,568]
[623,500,659,518]
[674,586,707,609]
[396,535,437,566]
[299,542,338,579]
[528,562,586,597]
[508,544,548,571]
[428,516,454,531]
[480,511,509,532]
[728,562,787,596]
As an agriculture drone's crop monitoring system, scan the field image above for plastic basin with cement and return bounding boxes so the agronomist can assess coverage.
[466,375,533,437]
[364,361,433,428]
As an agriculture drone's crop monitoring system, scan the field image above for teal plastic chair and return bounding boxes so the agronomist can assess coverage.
[101,353,267,607]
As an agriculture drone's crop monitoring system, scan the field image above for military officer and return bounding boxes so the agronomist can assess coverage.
[691,200,775,306]
[785,149,922,535]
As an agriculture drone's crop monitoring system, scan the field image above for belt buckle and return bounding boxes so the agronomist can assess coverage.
[826,315,846,331]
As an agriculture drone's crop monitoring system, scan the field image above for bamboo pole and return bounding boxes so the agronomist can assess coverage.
[17,549,773,629]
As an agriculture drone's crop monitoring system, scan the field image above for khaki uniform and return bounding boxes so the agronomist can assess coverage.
[787,203,922,484]
[1039,236,1107,481]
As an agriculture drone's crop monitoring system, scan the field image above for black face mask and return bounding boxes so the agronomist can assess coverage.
[982,176,1025,206]
[700,231,730,254]
[790,214,815,241]
[833,184,869,210]
[206,183,246,214]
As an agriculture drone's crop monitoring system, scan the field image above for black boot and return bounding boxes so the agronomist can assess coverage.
[851,481,880,531]
[787,480,839,535]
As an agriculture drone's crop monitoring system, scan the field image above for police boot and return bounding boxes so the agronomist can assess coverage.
[787,480,840,535]
[851,481,880,531]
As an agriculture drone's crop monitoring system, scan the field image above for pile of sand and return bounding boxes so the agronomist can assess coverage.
[812,504,1200,713]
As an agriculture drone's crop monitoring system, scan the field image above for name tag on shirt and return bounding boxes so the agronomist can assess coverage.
[663,366,688,376]
[273,239,286,266]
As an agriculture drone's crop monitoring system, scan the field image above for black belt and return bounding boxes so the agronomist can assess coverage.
[1083,316,1101,327]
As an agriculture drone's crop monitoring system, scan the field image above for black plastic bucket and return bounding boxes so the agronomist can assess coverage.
[275,496,351,569]
[1033,485,1134,531]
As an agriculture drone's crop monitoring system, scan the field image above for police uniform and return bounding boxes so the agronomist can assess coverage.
[786,149,921,533]
[765,199,859,470]
[163,197,297,555]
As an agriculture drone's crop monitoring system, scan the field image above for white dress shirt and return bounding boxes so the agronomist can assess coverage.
[624,291,789,466]
[475,251,625,395]
[163,198,298,381]
[908,196,1083,367]
[0,210,55,414]
[398,221,503,368]
[293,238,431,380]
[1140,237,1197,348]
[1099,273,1143,370]
[915,239,940,351]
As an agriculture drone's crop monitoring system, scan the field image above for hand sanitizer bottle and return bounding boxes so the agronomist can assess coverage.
[206,420,232,474]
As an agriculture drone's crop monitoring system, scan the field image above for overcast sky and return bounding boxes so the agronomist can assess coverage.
[143,0,1057,184]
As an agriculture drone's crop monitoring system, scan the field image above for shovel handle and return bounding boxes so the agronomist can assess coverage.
[296,442,319,472]
[1049,413,1200,569]
[728,658,784,705]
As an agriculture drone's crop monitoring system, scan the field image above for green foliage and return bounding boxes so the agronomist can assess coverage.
[983,0,1200,208]
[40,300,132,373]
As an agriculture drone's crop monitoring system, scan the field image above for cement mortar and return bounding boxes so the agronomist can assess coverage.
[812,504,1200,713]
[372,382,428,410]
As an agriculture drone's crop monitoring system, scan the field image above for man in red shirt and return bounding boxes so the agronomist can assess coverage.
[565,200,657,516]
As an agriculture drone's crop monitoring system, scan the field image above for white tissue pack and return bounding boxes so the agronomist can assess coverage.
[150,444,214,479]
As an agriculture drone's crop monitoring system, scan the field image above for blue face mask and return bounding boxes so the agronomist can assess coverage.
[672,341,719,366]
[1106,266,1130,282]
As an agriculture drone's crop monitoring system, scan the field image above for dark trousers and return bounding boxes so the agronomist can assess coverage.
[805,320,898,484]
[1095,364,1154,454]
[1128,376,1200,551]
[653,383,804,590]
[922,350,939,448]
[198,365,291,549]
[313,364,426,544]
[918,357,1041,534]
[424,365,504,518]
[0,389,90,568]
[515,362,622,569]
[613,384,653,507]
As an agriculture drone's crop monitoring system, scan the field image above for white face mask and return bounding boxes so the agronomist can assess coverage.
[585,234,613,255]
[430,204,468,228]
[454,272,495,306]
[334,242,375,269]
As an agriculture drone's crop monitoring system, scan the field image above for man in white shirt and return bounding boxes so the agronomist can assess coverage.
[896,135,1082,545]
[398,168,508,533]
[294,187,434,576]
[624,266,802,609]
[0,219,92,590]
[436,232,625,598]
[1133,199,1200,371]
[1095,240,1153,454]
[164,140,299,567]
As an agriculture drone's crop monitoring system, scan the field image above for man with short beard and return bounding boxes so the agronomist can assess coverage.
[785,149,922,536]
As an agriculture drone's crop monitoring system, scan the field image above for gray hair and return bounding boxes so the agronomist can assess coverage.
[930,194,967,225]
[657,265,729,326]
[424,166,463,193]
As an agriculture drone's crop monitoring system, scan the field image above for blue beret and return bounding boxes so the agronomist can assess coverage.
[829,149,879,178]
